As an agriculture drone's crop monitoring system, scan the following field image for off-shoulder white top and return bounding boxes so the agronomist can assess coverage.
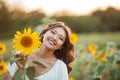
[7,59,68,80]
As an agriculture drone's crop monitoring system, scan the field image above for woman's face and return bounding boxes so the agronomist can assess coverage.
[42,27,66,50]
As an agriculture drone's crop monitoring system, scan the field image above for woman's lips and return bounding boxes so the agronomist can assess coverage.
[48,38,56,46]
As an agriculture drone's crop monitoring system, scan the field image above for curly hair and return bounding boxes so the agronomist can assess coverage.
[39,22,75,74]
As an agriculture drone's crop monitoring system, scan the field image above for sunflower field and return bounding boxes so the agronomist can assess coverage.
[0,32,120,80]
[69,32,120,80]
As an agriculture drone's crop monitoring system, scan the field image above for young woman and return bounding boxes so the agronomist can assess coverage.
[8,22,75,80]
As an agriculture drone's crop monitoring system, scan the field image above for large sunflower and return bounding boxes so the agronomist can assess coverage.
[0,61,8,75]
[0,43,6,54]
[13,28,41,56]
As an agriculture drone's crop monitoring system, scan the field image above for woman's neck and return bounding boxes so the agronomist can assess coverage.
[36,45,56,60]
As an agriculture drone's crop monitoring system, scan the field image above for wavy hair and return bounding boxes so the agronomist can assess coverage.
[39,22,75,74]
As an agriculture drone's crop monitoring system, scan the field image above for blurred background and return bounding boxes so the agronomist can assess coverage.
[0,0,120,80]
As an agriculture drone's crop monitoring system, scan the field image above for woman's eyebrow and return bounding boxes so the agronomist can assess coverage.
[52,29,57,33]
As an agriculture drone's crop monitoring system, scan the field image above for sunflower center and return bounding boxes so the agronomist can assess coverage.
[0,47,2,51]
[0,65,4,70]
[21,36,33,47]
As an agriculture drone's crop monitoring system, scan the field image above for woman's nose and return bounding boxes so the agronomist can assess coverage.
[52,35,57,41]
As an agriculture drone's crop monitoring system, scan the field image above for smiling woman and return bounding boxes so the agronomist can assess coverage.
[6,0,120,16]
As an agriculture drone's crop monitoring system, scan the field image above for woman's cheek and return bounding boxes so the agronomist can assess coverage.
[58,41,64,46]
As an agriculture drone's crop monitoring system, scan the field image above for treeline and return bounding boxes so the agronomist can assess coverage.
[0,1,120,38]
[53,7,120,33]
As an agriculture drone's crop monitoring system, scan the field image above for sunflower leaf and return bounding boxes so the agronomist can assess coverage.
[26,66,36,80]
[9,56,20,65]
[14,69,25,80]
[32,61,46,68]
[96,63,105,74]
[107,55,115,64]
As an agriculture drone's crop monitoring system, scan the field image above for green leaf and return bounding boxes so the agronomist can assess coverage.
[26,66,36,80]
[116,42,120,50]
[109,69,116,79]
[14,69,25,80]
[97,64,105,74]
[9,56,20,65]
[107,55,115,64]
[117,67,120,76]
[32,61,47,68]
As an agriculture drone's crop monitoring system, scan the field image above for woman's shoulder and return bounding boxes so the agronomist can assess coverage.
[55,59,68,76]
[57,59,67,68]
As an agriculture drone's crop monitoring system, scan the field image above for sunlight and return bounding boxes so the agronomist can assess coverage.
[23,0,44,10]
[22,0,120,15]
[6,0,120,15]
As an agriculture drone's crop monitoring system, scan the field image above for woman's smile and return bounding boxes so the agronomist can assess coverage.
[42,27,66,50]
[48,38,56,46]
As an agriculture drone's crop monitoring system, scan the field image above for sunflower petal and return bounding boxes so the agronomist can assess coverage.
[16,31,22,36]
[24,28,27,34]
[14,34,20,39]
[27,28,31,34]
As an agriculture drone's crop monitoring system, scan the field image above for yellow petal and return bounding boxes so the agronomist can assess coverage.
[12,40,17,43]
[27,28,31,34]
[14,34,20,39]
[24,28,27,34]
[16,31,22,36]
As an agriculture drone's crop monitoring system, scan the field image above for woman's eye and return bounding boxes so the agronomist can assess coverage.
[59,37,64,41]
[51,31,55,34]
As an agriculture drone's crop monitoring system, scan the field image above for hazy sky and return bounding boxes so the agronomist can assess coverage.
[5,0,120,16]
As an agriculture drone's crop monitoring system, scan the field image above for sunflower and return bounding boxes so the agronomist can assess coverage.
[13,28,41,56]
[99,54,107,62]
[0,61,8,75]
[0,43,6,54]
[69,77,75,80]
[88,44,97,55]
[70,32,78,44]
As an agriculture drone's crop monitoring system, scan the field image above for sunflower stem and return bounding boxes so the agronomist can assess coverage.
[23,60,26,80]
[22,68,26,80]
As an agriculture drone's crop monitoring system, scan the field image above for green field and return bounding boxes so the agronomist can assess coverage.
[78,32,120,44]
[0,32,120,80]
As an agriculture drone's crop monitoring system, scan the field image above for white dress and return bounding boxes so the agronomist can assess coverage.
[7,59,68,80]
